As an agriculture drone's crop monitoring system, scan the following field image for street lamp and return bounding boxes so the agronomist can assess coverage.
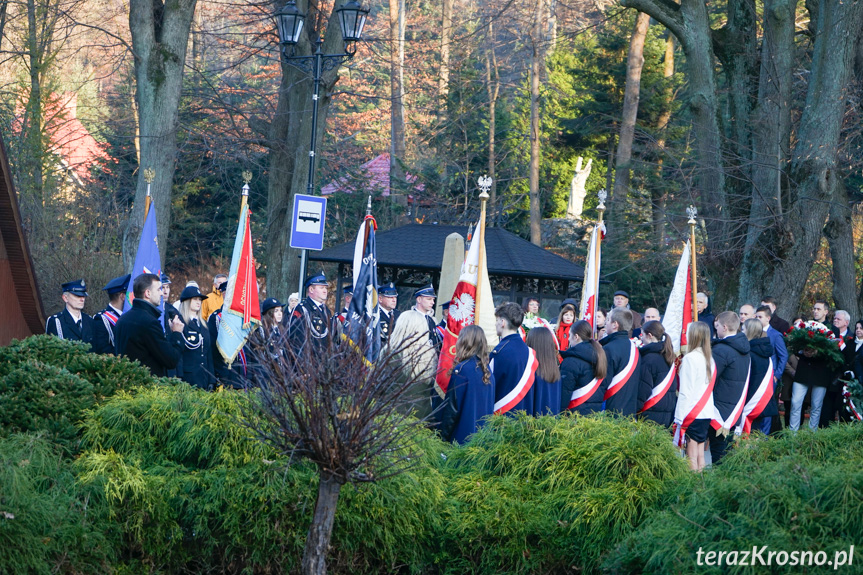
[276,0,370,292]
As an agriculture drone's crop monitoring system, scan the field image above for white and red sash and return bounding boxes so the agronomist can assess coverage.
[711,360,751,436]
[639,363,677,413]
[569,377,603,409]
[102,310,119,325]
[604,341,639,400]
[493,348,539,414]
[675,360,716,447]
[739,358,774,435]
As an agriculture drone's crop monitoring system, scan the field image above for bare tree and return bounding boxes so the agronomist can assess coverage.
[389,0,405,184]
[528,0,544,245]
[241,329,434,575]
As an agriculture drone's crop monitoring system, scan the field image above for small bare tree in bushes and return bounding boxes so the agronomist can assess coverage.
[241,330,434,575]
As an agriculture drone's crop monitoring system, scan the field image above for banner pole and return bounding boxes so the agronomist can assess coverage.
[476,176,492,319]
[687,205,698,322]
[593,189,607,337]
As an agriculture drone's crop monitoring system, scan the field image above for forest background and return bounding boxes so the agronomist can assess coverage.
[2,0,863,321]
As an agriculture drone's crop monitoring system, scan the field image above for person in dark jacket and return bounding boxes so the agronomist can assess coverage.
[439,325,496,444]
[741,319,779,435]
[208,305,250,389]
[45,279,96,348]
[491,302,536,415]
[175,285,215,390]
[599,308,641,416]
[709,311,751,463]
[697,293,715,337]
[637,320,677,427]
[114,273,185,377]
[560,320,607,415]
[526,326,561,415]
[92,274,130,354]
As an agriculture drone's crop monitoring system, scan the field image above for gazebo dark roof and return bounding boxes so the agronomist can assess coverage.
[311,224,584,281]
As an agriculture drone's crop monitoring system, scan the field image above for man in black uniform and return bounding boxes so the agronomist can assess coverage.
[287,272,333,357]
[207,282,249,389]
[114,273,185,376]
[378,282,400,346]
[92,274,130,354]
[45,279,96,348]
[412,284,441,350]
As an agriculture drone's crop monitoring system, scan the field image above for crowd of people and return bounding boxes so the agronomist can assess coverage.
[45,273,863,470]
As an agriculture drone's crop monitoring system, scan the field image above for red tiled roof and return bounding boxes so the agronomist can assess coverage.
[320,153,424,196]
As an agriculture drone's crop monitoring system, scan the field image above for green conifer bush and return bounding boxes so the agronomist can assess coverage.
[605,425,863,574]
[0,433,117,574]
[439,412,690,574]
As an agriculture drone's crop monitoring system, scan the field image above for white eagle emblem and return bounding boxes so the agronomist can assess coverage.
[449,292,475,324]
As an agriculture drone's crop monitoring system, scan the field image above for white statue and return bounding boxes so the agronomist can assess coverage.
[567,156,593,219]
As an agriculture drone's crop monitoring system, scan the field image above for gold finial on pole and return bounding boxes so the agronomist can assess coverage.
[143,168,155,219]
[687,205,699,322]
[475,176,492,320]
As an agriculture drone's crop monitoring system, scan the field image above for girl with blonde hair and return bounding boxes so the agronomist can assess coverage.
[674,321,715,471]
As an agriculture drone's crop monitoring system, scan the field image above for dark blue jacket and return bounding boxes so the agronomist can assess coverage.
[711,333,751,425]
[114,299,183,377]
[490,334,535,414]
[46,308,96,349]
[177,317,216,390]
[533,372,561,416]
[765,326,788,378]
[600,330,641,416]
[92,306,122,354]
[637,341,677,427]
[208,307,250,389]
[560,342,605,415]
[439,357,495,444]
[747,336,779,418]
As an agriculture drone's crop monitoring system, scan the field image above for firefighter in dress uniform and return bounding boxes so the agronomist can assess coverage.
[287,272,333,357]
[176,285,216,390]
[45,279,96,349]
[92,274,131,354]
[378,282,400,346]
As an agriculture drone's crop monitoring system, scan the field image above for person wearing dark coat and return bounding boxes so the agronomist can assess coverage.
[599,308,641,416]
[114,273,185,377]
[208,305,250,389]
[92,274,130,354]
[636,321,677,428]
[560,320,608,415]
[439,326,496,444]
[377,282,401,347]
[490,303,536,415]
[287,272,333,358]
[741,320,779,435]
[709,311,751,463]
[696,293,715,338]
[526,326,561,415]
[45,279,96,348]
[175,286,216,390]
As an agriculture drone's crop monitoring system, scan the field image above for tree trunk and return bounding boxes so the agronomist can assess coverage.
[528,0,543,245]
[609,11,650,234]
[390,0,406,185]
[758,0,863,320]
[825,185,859,321]
[24,0,44,208]
[124,0,198,268]
[737,0,797,305]
[652,33,674,248]
[265,7,344,298]
[301,473,343,575]
[439,0,452,96]
[485,21,500,223]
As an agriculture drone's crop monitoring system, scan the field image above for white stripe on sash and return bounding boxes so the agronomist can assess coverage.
[494,348,538,414]
[712,360,751,435]
[604,341,638,399]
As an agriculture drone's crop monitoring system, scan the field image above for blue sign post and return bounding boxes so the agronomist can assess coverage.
[290,194,328,293]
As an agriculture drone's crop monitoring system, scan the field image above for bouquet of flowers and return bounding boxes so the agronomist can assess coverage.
[841,375,863,422]
[784,320,845,370]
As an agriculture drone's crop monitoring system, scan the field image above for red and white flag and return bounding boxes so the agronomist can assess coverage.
[579,223,604,328]
[662,240,693,353]
[435,222,481,397]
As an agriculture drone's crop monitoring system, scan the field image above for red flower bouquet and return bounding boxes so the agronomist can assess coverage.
[784,320,845,370]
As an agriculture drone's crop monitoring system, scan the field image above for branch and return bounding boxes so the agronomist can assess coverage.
[620,0,686,46]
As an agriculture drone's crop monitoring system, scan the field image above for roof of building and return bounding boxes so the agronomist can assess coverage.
[310,224,585,281]
[320,153,424,197]
[0,131,46,341]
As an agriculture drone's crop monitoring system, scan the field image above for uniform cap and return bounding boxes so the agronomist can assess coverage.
[261,297,284,315]
[102,274,131,296]
[343,285,354,295]
[414,284,436,298]
[441,301,451,310]
[179,286,205,301]
[62,279,88,297]
[378,282,398,297]
[160,274,172,285]
[304,272,327,288]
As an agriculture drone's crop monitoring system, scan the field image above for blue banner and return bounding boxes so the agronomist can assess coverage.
[124,205,163,323]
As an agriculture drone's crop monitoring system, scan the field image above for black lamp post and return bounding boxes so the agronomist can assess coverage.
[276,0,369,292]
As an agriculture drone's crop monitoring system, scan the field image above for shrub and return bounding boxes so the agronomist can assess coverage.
[77,384,450,574]
[438,412,691,574]
[0,336,164,454]
[0,433,118,574]
[605,425,863,574]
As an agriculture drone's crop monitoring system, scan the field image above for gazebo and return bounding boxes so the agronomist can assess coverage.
[310,224,585,319]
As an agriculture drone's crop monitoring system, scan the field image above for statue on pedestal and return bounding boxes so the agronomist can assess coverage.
[566,156,593,219]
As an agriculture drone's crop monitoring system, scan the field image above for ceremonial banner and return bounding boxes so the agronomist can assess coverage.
[579,223,603,328]
[217,199,261,364]
[662,240,693,353]
[124,204,162,316]
[345,215,381,362]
